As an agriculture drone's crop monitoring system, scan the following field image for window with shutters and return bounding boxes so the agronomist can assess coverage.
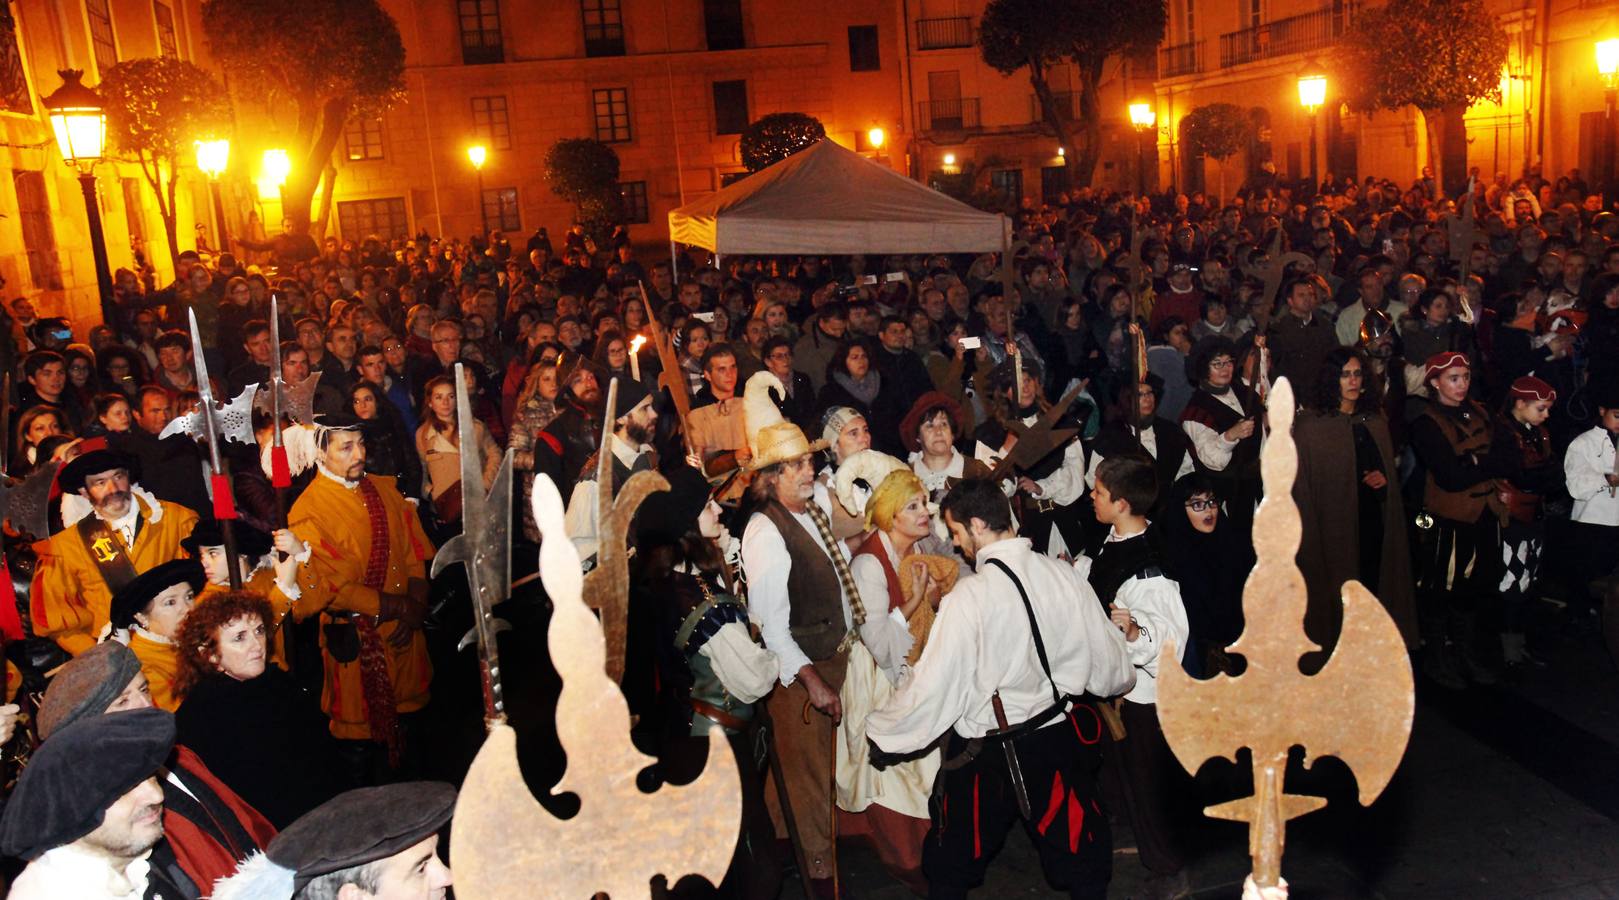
[582,0,625,57]
[153,1,179,58]
[702,0,744,50]
[338,197,411,242]
[620,181,648,224]
[458,0,504,64]
[84,0,119,74]
[471,96,512,150]
[345,118,385,161]
[593,88,631,143]
[481,187,521,231]
[712,80,748,136]
[14,171,62,290]
[848,25,879,72]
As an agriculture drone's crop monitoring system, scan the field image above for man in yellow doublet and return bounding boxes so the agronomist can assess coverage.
[287,417,434,756]
[31,450,198,656]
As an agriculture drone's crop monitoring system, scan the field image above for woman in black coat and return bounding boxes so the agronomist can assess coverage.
[816,336,907,455]
[173,591,340,829]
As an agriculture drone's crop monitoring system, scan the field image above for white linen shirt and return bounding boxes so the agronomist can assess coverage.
[741,480,855,686]
[848,531,921,683]
[1566,426,1619,527]
[866,537,1134,752]
[9,844,154,900]
[1074,525,1190,706]
[1181,390,1246,471]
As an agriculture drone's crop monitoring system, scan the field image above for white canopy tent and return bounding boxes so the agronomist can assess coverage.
[667,139,1009,257]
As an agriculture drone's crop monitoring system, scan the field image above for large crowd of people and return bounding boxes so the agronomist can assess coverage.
[0,162,1615,899]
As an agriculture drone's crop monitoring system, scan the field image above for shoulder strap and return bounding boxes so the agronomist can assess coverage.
[984,557,1062,707]
[75,515,140,594]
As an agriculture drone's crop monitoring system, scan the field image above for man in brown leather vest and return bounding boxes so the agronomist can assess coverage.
[740,417,860,894]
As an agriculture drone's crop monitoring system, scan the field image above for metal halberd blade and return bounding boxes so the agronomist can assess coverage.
[0,462,60,540]
[431,363,514,725]
[254,371,321,427]
[161,382,260,447]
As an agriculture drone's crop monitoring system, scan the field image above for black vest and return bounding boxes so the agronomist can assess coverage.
[1088,531,1163,608]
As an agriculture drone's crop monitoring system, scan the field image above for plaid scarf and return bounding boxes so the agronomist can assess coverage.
[804,500,866,652]
[356,478,403,767]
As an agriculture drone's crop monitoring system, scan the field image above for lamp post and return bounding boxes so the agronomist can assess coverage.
[195,138,231,253]
[41,70,115,328]
[1598,39,1619,207]
[1297,69,1327,194]
[1129,102,1156,197]
[467,144,488,238]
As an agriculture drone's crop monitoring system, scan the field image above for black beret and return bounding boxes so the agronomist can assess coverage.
[182,519,272,561]
[1592,379,1619,411]
[609,376,651,419]
[271,782,456,891]
[0,708,175,860]
[58,448,140,493]
[635,463,711,549]
[109,558,205,631]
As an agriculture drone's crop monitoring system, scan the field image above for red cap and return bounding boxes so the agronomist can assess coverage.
[1423,351,1470,383]
[1508,375,1556,404]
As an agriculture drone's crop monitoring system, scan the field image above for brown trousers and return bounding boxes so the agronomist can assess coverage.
[763,649,849,881]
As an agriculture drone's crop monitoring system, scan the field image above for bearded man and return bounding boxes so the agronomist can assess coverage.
[32,448,199,655]
[287,414,435,783]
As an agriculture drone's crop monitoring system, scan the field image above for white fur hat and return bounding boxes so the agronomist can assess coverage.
[834,450,907,517]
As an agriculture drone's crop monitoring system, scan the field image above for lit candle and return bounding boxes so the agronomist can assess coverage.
[629,335,646,382]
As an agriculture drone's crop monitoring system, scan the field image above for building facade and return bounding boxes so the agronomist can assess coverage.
[1151,0,1619,203]
[0,0,214,327]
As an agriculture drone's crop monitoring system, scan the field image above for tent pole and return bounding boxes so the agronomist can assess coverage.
[670,241,679,282]
[1000,226,1014,309]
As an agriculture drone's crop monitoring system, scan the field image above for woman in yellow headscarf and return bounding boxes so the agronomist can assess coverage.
[840,465,959,893]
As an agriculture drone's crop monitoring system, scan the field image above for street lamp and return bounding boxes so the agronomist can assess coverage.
[259,147,290,200]
[1129,101,1156,197]
[467,144,489,237]
[41,69,115,327]
[195,138,231,253]
[1598,39,1619,205]
[1297,68,1327,193]
[867,127,886,150]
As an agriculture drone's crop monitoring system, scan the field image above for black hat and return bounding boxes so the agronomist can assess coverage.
[183,519,272,561]
[212,783,457,896]
[313,412,364,432]
[109,558,205,631]
[0,708,175,860]
[635,463,712,548]
[608,376,652,420]
[57,448,139,493]
[985,355,1046,398]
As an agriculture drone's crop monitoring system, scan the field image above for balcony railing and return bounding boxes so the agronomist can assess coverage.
[1160,40,1205,77]
[1219,3,1358,68]
[1029,91,1079,122]
[917,97,981,133]
[917,16,973,50]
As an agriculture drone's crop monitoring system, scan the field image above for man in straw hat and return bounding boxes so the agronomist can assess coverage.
[32,447,200,656]
[739,390,866,892]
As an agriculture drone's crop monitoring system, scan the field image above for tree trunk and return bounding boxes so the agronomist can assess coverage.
[282,95,351,234]
[1028,61,1078,190]
[1071,57,1105,188]
[1421,105,1469,200]
[1217,159,1226,205]
[141,154,181,271]
[313,163,338,240]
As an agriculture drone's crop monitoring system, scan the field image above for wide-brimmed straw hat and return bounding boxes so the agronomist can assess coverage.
[745,421,827,472]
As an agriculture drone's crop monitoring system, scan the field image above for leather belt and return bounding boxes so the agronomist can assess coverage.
[690,698,748,731]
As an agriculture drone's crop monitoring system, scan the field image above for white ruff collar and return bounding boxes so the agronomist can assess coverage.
[60,485,163,530]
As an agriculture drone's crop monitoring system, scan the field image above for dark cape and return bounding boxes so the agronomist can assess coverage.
[1154,475,1252,678]
[174,665,341,829]
[1292,408,1418,653]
